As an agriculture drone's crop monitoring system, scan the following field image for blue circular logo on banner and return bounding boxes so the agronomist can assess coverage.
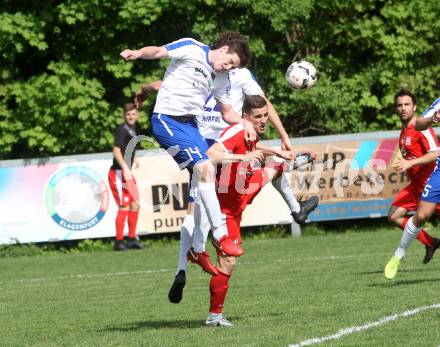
[45,166,109,232]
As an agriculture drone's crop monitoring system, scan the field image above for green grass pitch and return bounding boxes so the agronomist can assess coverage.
[1,228,440,346]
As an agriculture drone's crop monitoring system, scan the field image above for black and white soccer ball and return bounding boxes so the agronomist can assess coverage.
[285,60,318,90]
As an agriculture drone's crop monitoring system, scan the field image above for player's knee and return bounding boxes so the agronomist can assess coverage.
[130,201,140,211]
[414,211,429,225]
[194,160,215,182]
[219,256,236,274]
[387,213,398,226]
[387,213,394,224]
[224,256,237,271]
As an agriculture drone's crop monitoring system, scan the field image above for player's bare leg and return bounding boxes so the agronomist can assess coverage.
[413,201,440,263]
[388,205,440,263]
[385,201,437,279]
[388,206,409,228]
[265,163,319,224]
[393,201,436,259]
[414,201,438,226]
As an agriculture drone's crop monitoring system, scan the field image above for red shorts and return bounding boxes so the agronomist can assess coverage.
[392,183,440,214]
[108,168,139,207]
[218,163,284,217]
[244,162,286,205]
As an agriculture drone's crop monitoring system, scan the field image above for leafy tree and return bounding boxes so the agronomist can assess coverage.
[0,0,439,159]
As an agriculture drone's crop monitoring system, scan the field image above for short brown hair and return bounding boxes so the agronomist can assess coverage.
[123,102,137,113]
[214,31,251,67]
[394,89,417,105]
[243,95,267,114]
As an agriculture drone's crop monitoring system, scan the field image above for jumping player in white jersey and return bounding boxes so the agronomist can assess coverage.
[384,96,440,279]
[165,33,318,303]
[120,32,254,270]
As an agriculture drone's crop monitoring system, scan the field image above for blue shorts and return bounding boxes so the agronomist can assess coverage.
[151,113,209,170]
[420,164,440,203]
[187,138,216,203]
[205,138,216,147]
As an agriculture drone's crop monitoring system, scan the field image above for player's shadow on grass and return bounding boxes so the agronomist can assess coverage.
[357,267,439,275]
[99,316,242,331]
[99,320,202,331]
[368,277,440,287]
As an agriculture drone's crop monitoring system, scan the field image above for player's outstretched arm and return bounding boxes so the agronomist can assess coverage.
[135,80,162,109]
[415,112,440,131]
[207,143,263,163]
[255,142,293,160]
[262,96,293,151]
[393,150,440,172]
[120,46,168,61]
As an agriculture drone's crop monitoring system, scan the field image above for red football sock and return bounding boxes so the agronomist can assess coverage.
[115,210,128,241]
[417,229,433,246]
[209,270,231,314]
[127,211,139,239]
[401,216,410,229]
[401,216,433,246]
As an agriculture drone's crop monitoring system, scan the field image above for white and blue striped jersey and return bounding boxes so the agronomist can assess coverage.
[153,38,231,117]
[197,68,264,140]
[422,97,440,118]
[422,97,440,173]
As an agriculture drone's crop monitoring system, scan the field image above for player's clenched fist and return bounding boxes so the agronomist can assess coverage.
[243,120,257,142]
[243,150,264,162]
[392,157,412,173]
[120,49,142,60]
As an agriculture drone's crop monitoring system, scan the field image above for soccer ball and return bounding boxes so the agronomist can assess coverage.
[285,60,318,90]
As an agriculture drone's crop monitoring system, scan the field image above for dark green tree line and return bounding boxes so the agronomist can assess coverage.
[0,0,439,159]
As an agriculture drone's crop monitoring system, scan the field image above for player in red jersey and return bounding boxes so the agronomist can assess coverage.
[203,95,318,326]
[388,89,440,265]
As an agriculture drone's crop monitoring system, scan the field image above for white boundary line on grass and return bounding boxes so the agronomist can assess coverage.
[17,269,170,283]
[13,253,388,283]
[241,253,389,266]
[289,303,440,347]
[14,253,374,283]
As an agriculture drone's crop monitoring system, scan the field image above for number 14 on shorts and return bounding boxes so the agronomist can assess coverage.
[184,147,203,161]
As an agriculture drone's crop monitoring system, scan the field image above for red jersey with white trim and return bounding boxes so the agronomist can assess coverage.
[215,123,261,216]
[399,121,439,189]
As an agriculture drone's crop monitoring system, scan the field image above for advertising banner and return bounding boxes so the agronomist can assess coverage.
[286,137,407,222]
[0,129,416,244]
[0,156,118,244]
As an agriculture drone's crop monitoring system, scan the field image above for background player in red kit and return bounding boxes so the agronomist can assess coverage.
[203,95,318,326]
[108,103,143,251]
[388,89,440,265]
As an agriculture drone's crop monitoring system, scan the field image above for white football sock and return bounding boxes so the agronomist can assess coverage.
[395,217,421,259]
[272,172,300,213]
[198,181,227,241]
[192,202,212,253]
[177,214,194,274]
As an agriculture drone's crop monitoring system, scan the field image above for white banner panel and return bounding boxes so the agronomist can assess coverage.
[0,157,119,244]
